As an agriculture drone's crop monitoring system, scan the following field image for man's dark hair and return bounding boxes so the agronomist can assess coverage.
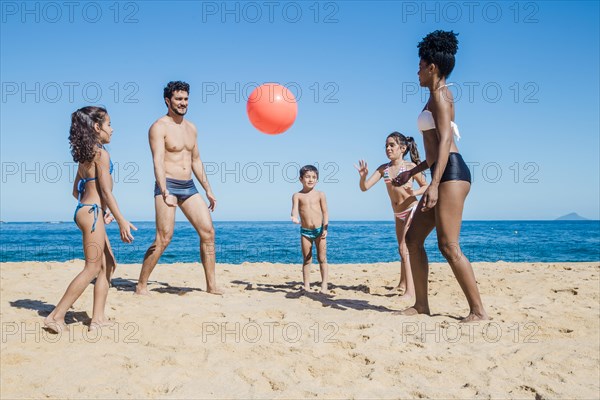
[163,81,190,100]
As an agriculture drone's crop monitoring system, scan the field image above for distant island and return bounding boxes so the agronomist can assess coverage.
[555,212,589,221]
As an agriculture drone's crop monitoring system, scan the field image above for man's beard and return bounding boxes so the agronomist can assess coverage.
[172,106,187,116]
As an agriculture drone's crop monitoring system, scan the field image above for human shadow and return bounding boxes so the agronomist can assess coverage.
[110,277,138,292]
[9,299,90,323]
[150,282,204,295]
[109,277,204,295]
[229,280,393,313]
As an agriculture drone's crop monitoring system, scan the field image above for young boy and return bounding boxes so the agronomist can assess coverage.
[291,165,329,294]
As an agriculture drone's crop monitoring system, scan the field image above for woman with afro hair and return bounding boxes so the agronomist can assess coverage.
[392,30,488,322]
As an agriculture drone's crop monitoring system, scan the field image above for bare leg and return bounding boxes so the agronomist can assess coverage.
[315,235,329,294]
[436,182,488,322]
[45,208,106,332]
[90,246,110,327]
[391,218,408,293]
[135,196,175,295]
[300,235,313,291]
[179,194,222,295]
[398,197,436,315]
[395,216,415,300]
[104,232,116,282]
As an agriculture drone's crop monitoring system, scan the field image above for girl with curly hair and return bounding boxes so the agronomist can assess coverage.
[44,106,137,333]
[392,31,488,322]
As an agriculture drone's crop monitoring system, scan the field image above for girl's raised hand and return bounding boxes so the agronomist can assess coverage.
[354,160,369,178]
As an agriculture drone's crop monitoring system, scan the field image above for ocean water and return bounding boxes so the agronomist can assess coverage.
[1,221,598,265]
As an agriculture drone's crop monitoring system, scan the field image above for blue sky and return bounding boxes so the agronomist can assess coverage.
[1,1,598,221]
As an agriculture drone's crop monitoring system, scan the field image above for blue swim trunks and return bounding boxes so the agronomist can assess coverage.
[301,226,323,240]
[154,178,199,202]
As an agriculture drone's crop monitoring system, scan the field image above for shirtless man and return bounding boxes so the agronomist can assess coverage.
[135,81,221,295]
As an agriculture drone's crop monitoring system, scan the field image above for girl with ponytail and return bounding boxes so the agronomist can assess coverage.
[44,106,137,333]
[355,132,428,300]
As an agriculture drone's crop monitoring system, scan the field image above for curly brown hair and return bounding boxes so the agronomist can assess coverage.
[69,106,107,163]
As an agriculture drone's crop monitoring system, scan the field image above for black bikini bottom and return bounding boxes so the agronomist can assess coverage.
[430,152,471,184]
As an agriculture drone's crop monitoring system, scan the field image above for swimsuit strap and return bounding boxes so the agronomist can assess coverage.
[77,177,97,201]
[384,162,407,183]
[86,204,100,232]
[97,144,114,175]
[74,203,100,232]
[436,82,454,90]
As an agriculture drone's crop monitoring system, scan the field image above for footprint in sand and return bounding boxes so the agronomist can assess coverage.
[336,341,357,350]
[552,288,578,295]
[350,352,375,365]
[265,309,286,320]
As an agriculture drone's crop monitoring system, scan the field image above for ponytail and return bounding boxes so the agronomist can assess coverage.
[404,136,421,165]
[386,131,421,165]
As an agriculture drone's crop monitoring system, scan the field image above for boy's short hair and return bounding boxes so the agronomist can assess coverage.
[299,165,319,179]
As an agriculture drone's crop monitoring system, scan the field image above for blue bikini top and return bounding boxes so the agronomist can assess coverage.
[76,146,113,202]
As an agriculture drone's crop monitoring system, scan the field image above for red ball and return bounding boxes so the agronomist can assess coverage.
[246,83,298,135]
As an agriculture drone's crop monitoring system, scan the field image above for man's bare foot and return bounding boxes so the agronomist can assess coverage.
[320,284,329,295]
[460,311,489,323]
[393,305,431,316]
[89,319,116,331]
[43,316,68,334]
[207,287,223,295]
[134,285,151,295]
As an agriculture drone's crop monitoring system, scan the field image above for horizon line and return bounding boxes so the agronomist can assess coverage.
[1,219,598,223]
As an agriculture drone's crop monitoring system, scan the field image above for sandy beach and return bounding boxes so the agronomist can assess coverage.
[1,260,598,399]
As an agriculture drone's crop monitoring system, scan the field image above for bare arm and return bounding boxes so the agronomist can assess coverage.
[72,170,81,199]
[355,160,385,191]
[191,141,216,212]
[429,93,453,187]
[191,142,213,194]
[320,192,329,237]
[420,90,454,211]
[149,123,167,195]
[96,150,136,242]
[290,193,300,223]
[391,161,429,187]
[412,167,429,196]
